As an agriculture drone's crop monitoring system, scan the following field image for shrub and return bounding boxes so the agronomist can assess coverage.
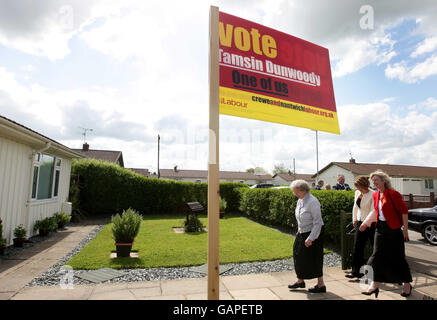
[0,218,6,246]
[184,214,204,233]
[53,212,71,228]
[219,197,227,211]
[71,159,249,216]
[111,208,142,243]
[33,217,57,233]
[13,225,27,239]
[239,189,355,245]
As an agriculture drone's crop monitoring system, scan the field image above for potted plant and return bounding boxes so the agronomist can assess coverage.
[111,208,142,257]
[219,197,227,219]
[13,224,27,247]
[53,212,71,229]
[0,218,6,255]
[33,217,57,237]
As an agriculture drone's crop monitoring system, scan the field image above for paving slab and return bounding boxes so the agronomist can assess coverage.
[88,288,136,300]
[0,292,15,300]
[221,273,282,291]
[141,294,186,300]
[161,277,226,296]
[269,286,342,300]
[229,288,280,300]
[126,280,161,289]
[185,291,234,300]
[415,284,437,299]
[75,268,125,283]
[129,287,162,299]
[268,271,295,286]
[11,285,94,300]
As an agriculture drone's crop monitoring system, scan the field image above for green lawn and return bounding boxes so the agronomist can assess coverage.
[66,213,329,269]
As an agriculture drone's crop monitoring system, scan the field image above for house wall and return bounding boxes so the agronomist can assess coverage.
[273,176,289,186]
[0,136,73,244]
[0,136,32,244]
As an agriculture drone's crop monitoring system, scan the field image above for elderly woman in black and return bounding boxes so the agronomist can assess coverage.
[288,180,326,293]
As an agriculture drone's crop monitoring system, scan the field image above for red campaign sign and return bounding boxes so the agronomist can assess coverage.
[219,11,337,113]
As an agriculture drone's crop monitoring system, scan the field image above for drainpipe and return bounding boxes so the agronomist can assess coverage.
[25,142,51,236]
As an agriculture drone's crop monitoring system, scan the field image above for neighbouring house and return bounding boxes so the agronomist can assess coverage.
[153,166,273,184]
[72,143,124,167]
[272,171,315,186]
[127,168,152,177]
[0,116,83,244]
[314,158,437,196]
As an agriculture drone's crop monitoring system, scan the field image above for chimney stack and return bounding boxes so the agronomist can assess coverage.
[82,143,89,151]
[349,158,356,164]
[174,165,178,172]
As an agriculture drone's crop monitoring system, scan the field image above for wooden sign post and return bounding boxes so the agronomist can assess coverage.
[207,5,220,300]
[207,5,339,300]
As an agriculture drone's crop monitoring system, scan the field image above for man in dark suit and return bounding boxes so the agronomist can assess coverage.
[332,174,351,191]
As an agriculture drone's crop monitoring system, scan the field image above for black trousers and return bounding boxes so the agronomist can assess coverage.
[367,221,412,284]
[351,221,375,276]
[293,227,324,280]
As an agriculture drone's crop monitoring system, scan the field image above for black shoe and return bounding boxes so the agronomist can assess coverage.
[288,281,305,289]
[400,284,413,297]
[361,287,379,298]
[308,285,326,293]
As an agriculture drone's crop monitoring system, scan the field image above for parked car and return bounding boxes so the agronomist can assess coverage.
[272,186,290,189]
[249,183,275,189]
[408,205,437,246]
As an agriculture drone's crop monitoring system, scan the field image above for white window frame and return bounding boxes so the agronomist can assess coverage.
[31,153,62,203]
[425,179,434,190]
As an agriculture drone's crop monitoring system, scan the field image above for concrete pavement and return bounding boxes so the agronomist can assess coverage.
[6,267,437,300]
[1,219,436,300]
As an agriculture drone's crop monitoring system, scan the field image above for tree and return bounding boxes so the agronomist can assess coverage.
[272,163,289,175]
[246,168,255,173]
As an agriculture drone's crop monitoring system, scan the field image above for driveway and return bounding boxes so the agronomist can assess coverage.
[406,230,437,278]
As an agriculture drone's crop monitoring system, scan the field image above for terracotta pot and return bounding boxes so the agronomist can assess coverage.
[115,242,133,257]
[13,238,26,248]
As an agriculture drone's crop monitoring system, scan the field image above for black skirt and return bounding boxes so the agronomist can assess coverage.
[293,227,324,279]
[367,221,412,283]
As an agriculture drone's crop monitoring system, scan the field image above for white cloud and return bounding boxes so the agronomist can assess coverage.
[385,54,437,83]
[411,36,437,58]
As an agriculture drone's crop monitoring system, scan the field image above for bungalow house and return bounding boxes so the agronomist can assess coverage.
[72,143,124,167]
[151,166,273,184]
[0,116,83,244]
[314,158,437,196]
[127,168,152,177]
[272,172,315,186]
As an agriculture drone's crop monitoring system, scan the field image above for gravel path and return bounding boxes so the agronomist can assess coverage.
[26,223,342,287]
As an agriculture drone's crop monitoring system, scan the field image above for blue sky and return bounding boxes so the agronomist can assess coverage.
[0,0,436,175]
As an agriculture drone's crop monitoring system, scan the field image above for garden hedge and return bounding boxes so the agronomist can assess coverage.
[238,188,355,245]
[70,159,248,215]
